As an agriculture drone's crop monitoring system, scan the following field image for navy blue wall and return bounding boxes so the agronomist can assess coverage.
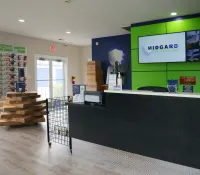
[92,34,131,89]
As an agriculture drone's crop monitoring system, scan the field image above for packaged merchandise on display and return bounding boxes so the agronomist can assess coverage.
[0,45,27,98]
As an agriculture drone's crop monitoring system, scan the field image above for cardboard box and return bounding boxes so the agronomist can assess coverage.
[87,70,103,75]
[86,85,103,92]
[86,75,104,83]
[86,81,104,86]
[86,72,104,83]
[87,61,101,71]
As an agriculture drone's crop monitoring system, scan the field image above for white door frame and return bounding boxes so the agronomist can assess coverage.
[34,54,68,97]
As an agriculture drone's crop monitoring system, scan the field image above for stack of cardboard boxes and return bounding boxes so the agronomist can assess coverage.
[86,61,104,91]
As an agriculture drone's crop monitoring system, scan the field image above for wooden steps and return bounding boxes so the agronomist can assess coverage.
[0,117,45,126]
[7,92,38,98]
[0,110,47,119]
[6,95,41,102]
[0,92,46,126]
[1,99,46,108]
[16,105,46,115]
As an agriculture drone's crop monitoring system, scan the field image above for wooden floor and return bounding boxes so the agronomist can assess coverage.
[0,124,199,175]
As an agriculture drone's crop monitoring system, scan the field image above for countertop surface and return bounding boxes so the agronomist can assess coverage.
[67,102,105,109]
[104,90,200,98]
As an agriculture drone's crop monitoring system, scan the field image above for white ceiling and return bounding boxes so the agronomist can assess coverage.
[0,0,199,46]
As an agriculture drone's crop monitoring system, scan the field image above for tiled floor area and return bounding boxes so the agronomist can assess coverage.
[0,124,199,175]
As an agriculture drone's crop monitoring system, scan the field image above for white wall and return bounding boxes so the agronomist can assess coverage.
[80,46,92,84]
[0,31,91,95]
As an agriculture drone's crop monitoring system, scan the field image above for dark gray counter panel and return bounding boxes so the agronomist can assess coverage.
[69,93,200,169]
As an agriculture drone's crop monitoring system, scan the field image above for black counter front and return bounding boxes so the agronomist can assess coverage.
[68,91,200,169]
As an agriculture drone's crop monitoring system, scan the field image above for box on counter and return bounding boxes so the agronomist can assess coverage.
[86,61,104,90]
[87,69,103,75]
[86,73,104,83]
[86,81,103,86]
[87,61,101,71]
[86,85,103,92]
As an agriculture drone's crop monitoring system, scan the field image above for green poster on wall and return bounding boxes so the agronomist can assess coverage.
[14,46,26,54]
[0,44,3,51]
[0,44,26,53]
[2,44,13,52]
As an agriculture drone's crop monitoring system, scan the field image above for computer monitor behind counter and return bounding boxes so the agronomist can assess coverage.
[137,86,168,92]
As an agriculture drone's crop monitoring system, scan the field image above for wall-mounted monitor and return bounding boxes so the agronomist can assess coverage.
[186,30,200,62]
[139,32,186,63]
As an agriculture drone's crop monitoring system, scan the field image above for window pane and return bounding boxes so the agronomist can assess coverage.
[52,61,64,80]
[37,81,50,99]
[37,60,49,80]
[53,80,64,98]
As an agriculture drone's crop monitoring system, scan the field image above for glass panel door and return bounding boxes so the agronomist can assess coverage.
[52,61,64,98]
[37,60,50,99]
[36,58,65,99]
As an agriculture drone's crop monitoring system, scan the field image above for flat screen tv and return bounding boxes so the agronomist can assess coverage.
[139,32,186,63]
[186,30,200,62]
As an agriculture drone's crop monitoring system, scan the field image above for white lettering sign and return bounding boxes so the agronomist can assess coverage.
[139,32,186,63]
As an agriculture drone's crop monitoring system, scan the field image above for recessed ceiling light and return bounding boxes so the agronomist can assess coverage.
[171,12,177,16]
[18,19,25,23]
[66,31,71,34]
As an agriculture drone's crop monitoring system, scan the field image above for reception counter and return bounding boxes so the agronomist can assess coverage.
[68,90,200,169]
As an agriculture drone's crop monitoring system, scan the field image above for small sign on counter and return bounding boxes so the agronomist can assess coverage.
[72,85,86,103]
[167,80,178,93]
[108,74,117,90]
[180,76,196,85]
[183,85,194,93]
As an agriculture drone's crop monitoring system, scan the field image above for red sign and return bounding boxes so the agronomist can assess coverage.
[72,76,76,85]
[50,46,56,52]
[180,76,196,85]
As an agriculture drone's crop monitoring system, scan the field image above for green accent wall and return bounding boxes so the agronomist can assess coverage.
[132,72,167,90]
[131,17,200,92]
[166,18,200,33]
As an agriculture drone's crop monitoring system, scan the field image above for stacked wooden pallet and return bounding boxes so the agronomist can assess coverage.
[0,92,46,126]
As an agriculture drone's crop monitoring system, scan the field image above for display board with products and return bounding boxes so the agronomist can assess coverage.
[186,30,200,62]
[0,44,27,98]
